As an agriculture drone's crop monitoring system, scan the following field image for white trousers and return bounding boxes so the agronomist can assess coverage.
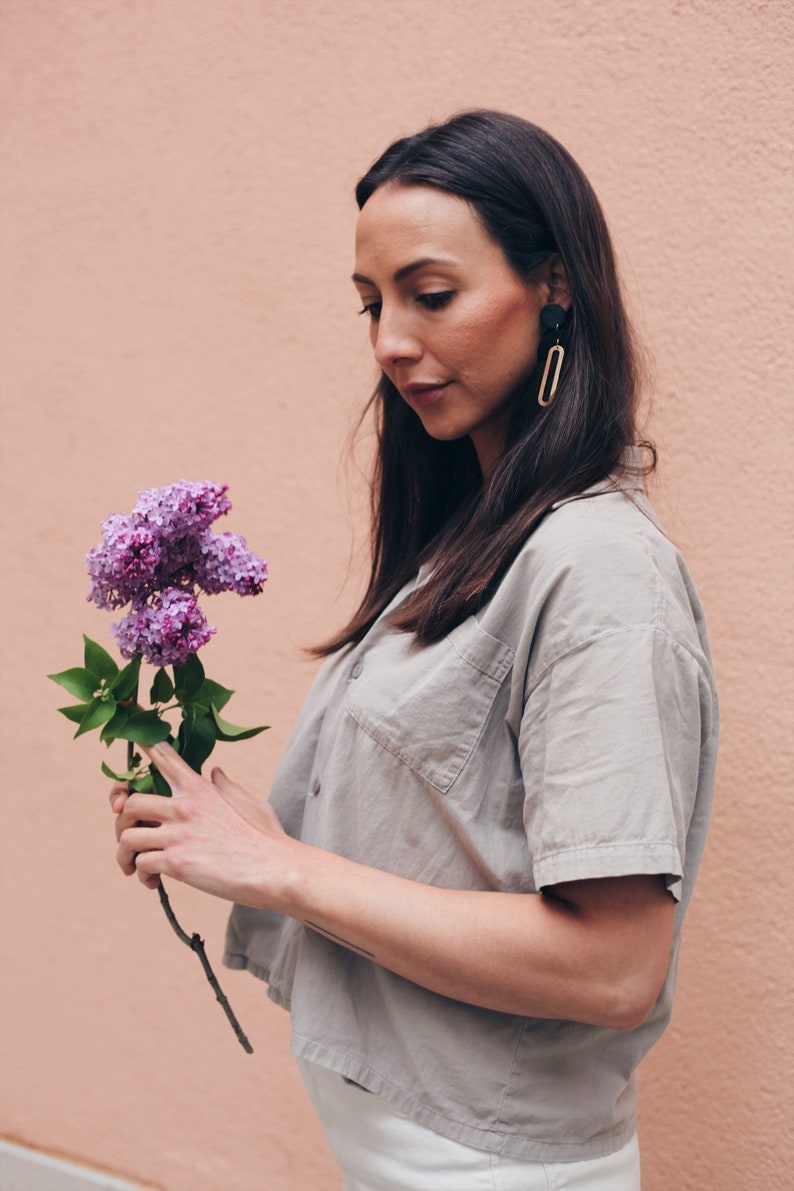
[298,1059,641,1191]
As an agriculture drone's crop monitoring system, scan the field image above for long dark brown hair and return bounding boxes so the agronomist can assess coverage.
[316,110,651,655]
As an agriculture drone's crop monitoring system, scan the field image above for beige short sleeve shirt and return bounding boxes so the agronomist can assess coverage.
[225,471,718,1162]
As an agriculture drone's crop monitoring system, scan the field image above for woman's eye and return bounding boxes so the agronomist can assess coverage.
[358,302,382,321]
[417,291,454,310]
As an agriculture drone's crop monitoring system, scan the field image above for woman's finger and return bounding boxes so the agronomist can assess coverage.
[108,780,130,813]
[210,767,283,835]
[113,790,173,845]
[210,767,247,797]
[117,816,174,877]
[138,740,200,793]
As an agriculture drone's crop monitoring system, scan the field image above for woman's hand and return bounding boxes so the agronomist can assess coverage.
[109,780,160,890]
[108,746,674,1030]
[110,742,294,904]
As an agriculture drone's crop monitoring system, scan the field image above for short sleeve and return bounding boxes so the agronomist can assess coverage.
[520,624,714,902]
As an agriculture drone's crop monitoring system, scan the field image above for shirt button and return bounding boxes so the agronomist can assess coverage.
[350,661,364,679]
[310,776,321,796]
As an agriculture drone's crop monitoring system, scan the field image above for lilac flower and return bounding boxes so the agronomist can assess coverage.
[114,589,216,668]
[133,480,231,541]
[87,516,161,610]
[86,480,266,665]
[193,531,269,596]
[151,534,204,592]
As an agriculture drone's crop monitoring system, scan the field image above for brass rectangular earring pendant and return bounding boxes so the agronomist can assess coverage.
[538,344,564,407]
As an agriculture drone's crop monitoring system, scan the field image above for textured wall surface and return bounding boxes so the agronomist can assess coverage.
[1,2,791,1189]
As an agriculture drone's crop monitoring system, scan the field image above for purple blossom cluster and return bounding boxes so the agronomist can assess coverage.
[114,589,215,669]
[86,480,267,667]
[194,532,269,596]
[133,480,232,541]
[86,517,162,610]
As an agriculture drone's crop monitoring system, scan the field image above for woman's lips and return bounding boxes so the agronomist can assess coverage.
[402,382,451,409]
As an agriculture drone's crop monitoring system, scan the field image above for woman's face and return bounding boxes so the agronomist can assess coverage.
[353,183,557,476]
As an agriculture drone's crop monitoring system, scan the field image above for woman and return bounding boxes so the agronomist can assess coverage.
[112,111,718,1189]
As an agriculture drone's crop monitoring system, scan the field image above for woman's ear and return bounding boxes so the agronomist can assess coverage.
[546,253,571,311]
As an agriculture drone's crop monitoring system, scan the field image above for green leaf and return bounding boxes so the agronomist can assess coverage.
[109,655,141,701]
[150,667,174,704]
[58,702,91,723]
[177,713,217,774]
[173,652,205,698]
[211,705,269,742]
[193,678,233,713]
[130,774,155,793]
[48,667,97,701]
[172,671,233,716]
[116,711,172,745]
[74,699,117,738]
[101,761,138,782]
[99,703,131,744]
[83,636,118,683]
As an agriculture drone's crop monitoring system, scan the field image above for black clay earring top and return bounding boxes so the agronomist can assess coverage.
[537,304,567,408]
[540,303,567,332]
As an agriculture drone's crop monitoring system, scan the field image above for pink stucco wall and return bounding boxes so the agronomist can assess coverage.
[1,2,791,1188]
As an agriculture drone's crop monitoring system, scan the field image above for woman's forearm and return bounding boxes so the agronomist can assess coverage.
[117,745,674,1032]
[273,837,674,1031]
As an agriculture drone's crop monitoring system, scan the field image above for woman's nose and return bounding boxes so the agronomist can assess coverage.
[372,308,422,370]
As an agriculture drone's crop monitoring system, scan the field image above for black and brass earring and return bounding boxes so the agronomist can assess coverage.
[537,304,567,408]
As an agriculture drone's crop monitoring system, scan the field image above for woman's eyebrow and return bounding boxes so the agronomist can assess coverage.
[352,257,456,287]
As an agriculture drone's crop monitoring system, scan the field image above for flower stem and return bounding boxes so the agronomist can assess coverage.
[156,882,254,1054]
[126,722,254,1054]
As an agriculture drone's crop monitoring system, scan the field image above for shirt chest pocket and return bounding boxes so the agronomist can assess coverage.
[343,619,515,794]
